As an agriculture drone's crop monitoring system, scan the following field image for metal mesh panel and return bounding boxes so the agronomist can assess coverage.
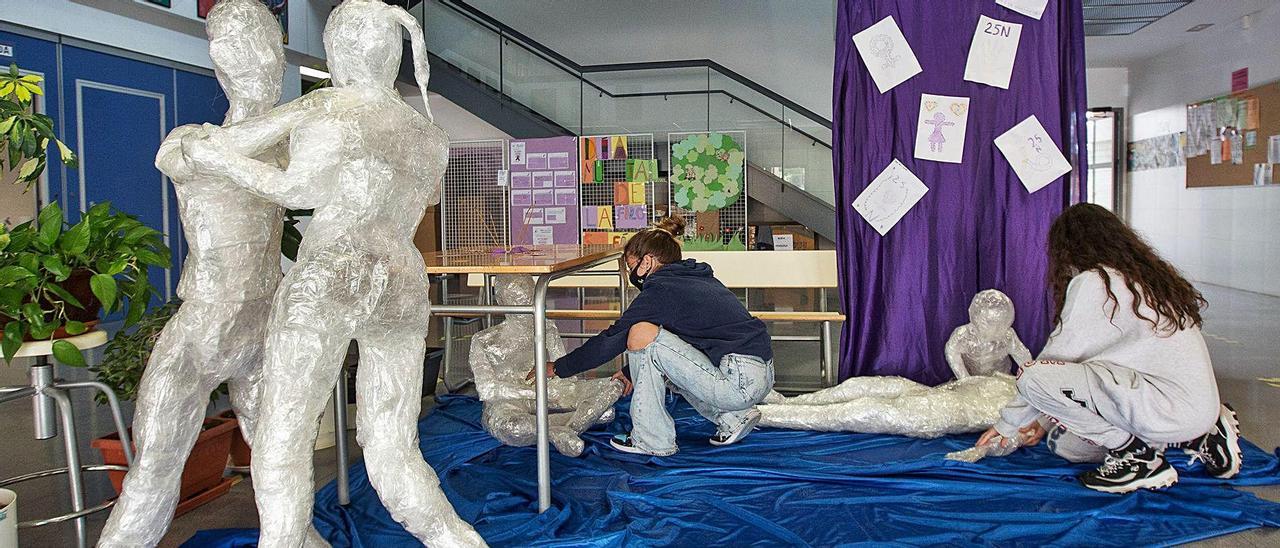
[579,134,658,241]
[667,131,749,250]
[442,139,507,251]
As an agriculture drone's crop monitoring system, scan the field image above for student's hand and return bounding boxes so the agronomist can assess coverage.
[611,370,633,397]
[525,362,556,383]
[977,427,1003,447]
[1018,422,1047,447]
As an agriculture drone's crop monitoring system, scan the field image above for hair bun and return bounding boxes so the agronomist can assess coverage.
[652,216,686,238]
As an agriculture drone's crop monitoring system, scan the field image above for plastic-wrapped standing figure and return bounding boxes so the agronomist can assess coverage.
[758,289,1031,437]
[470,275,622,456]
[99,1,285,545]
[179,0,484,546]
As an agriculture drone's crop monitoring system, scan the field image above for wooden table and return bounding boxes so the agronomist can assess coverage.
[423,244,626,512]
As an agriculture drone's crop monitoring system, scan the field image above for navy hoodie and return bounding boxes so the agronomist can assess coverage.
[554,259,773,378]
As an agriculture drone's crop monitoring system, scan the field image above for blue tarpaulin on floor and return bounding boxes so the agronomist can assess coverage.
[185,394,1280,547]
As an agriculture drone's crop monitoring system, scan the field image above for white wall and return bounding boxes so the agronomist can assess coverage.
[1086,67,1127,110]
[1123,2,1280,296]
[464,0,835,120]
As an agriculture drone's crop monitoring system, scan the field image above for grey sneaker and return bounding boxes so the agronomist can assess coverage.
[710,409,762,447]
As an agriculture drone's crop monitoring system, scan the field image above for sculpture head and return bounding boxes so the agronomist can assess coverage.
[206,0,284,108]
[493,275,535,307]
[968,289,1015,339]
[323,0,433,120]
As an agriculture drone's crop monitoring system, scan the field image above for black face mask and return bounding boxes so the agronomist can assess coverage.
[628,259,648,290]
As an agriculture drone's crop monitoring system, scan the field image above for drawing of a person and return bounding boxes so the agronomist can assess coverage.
[925,112,954,153]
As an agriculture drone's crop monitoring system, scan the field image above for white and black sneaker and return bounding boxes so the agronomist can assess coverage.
[709,409,761,447]
[1079,437,1178,494]
[1180,403,1243,479]
[609,433,677,456]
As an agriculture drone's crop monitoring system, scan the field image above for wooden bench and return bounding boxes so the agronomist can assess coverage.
[449,250,844,389]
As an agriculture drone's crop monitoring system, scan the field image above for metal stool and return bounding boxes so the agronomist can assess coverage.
[0,331,135,548]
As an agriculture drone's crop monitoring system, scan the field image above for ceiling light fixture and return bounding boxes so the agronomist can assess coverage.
[300,66,331,79]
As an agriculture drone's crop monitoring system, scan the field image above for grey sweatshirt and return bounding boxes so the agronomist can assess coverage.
[994,268,1218,437]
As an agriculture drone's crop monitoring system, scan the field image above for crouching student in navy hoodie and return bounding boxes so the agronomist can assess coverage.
[531,216,774,456]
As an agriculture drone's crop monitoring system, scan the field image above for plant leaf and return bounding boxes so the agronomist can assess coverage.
[55,139,76,167]
[136,249,170,268]
[51,340,86,367]
[1,322,21,364]
[64,320,87,336]
[0,232,8,252]
[90,274,118,311]
[44,282,84,310]
[21,302,43,325]
[58,221,90,256]
[0,265,34,285]
[41,255,70,281]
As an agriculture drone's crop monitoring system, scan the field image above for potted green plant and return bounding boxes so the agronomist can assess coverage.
[0,201,170,364]
[89,300,240,516]
[0,63,77,190]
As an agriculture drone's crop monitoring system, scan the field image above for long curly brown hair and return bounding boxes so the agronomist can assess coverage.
[1048,203,1205,331]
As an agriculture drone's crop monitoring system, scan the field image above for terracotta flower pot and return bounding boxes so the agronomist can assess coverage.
[219,410,252,468]
[92,415,238,517]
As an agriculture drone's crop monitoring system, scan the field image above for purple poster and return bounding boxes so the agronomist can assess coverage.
[510,137,579,245]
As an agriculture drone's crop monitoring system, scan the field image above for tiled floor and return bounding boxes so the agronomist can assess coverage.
[1,283,1276,547]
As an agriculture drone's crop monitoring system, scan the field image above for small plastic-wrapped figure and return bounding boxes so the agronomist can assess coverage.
[758,289,1030,438]
[179,1,483,545]
[470,275,622,457]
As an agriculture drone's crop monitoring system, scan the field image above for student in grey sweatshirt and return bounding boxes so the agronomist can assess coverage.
[977,204,1242,494]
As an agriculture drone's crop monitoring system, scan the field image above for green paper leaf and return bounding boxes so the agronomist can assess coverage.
[51,340,86,367]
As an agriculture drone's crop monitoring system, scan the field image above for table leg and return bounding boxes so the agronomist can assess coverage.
[334,367,350,506]
[47,387,87,548]
[532,274,552,512]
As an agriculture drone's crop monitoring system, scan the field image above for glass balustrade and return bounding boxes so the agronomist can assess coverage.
[419,0,834,209]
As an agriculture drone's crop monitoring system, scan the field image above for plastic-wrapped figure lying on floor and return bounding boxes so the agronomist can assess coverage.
[470,275,623,457]
[758,289,1031,438]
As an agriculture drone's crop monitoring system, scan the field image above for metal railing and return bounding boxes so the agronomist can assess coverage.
[410,0,836,207]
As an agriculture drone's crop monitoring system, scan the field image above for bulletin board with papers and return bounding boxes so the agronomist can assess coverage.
[1185,81,1280,188]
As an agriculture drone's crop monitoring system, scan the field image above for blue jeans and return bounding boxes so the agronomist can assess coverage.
[626,329,774,454]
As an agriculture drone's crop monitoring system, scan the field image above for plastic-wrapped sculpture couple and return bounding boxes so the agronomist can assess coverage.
[99,0,485,546]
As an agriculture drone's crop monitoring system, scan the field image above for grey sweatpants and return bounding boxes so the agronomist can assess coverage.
[1000,360,1217,450]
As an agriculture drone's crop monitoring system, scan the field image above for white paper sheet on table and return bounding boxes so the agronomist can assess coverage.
[914,94,970,163]
[851,16,922,94]
[853,159,928,236]
[994,115,1072,193]
[996,0,1048,20]
[964,15,1022,89]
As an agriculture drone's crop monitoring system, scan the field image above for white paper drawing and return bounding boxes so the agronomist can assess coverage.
[914,94,970,163]
[510,142,526,165]
[994,115,1072,193]
[532,225,555,245]
[1210,140,1223,165]
[1269,135,1280,164]
[851,16,922,94]
[853,159,928,236]
[1230,132,1244,165]
[497,169,509,187]
[963,15,1022,90]
[996,0,1048,20]
[544,207,567,225]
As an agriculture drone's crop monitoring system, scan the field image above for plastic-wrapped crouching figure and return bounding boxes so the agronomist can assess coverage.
[470,275,622,456]
[98,1,284,545]
[179,0,484,545]
[758,290,1031,437]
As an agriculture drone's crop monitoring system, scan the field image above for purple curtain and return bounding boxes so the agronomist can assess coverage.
[834,0,1088,385]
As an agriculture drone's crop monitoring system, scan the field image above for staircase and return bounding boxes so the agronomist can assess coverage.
[401,0,838,241]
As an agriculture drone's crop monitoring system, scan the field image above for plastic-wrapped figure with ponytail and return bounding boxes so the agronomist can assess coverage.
[178,0,484,546]
[98,1,286,545]
[470,275,622,456]
[758,290,1030,438]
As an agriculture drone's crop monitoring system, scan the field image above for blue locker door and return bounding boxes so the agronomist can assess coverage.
[171,69,230,278]
[60,45,177,302]
[0,31,64,210]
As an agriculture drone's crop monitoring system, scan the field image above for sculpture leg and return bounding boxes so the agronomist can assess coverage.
[561,379,622,432]
[227,299,272,445]
[355,333,486,547]
[98,306,226,548]
[783,376,928,405]
[252,326,348,548]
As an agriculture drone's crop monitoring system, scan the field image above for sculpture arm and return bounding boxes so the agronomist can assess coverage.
[1008,330,1032,367]
[944,326,969,380]
[210,91,341,158]
[183,118,342,210]
[155,124,202,183]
